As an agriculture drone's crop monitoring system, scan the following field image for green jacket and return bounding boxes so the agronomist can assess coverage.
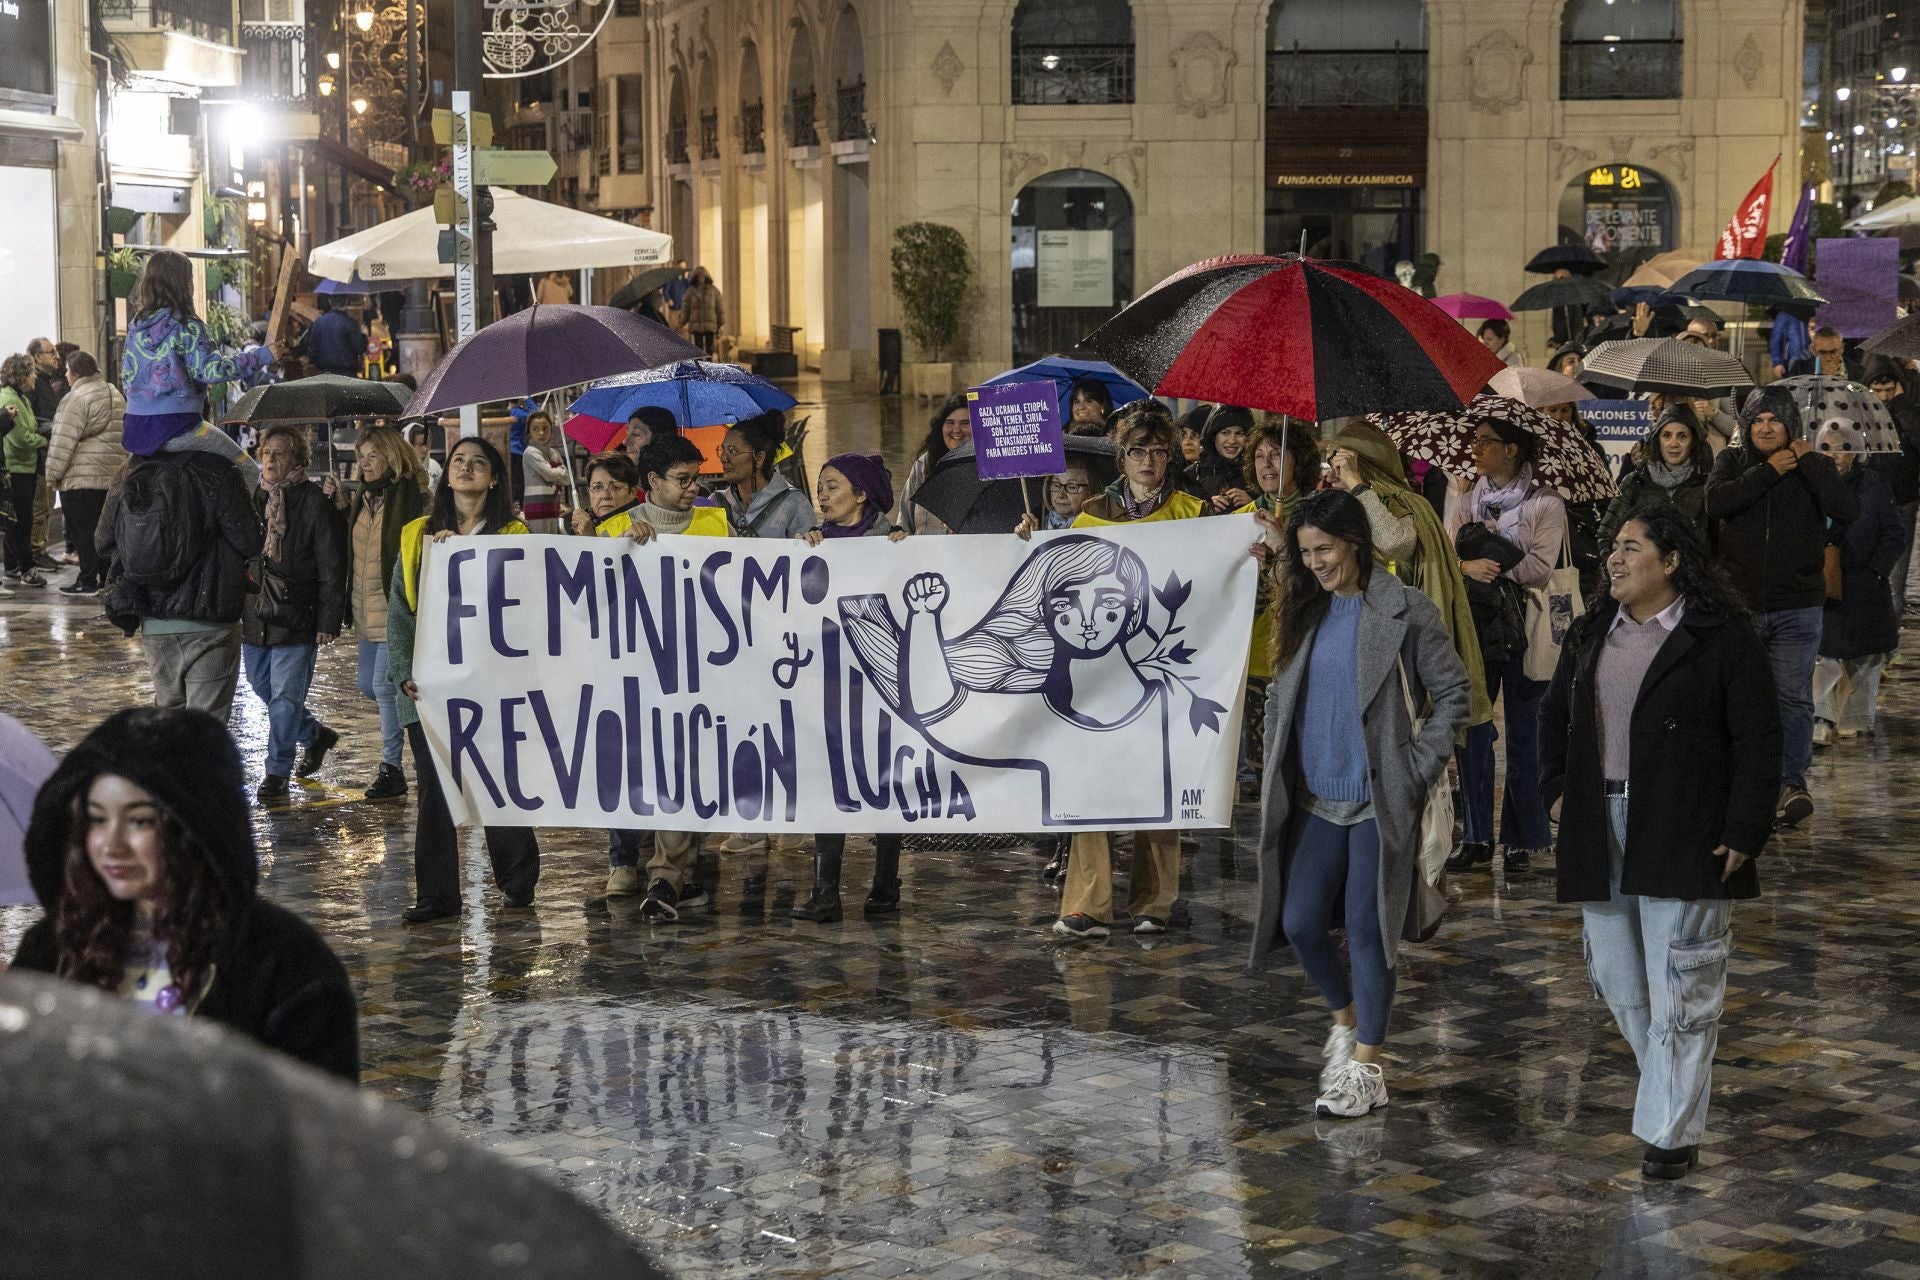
[1,389,45,475]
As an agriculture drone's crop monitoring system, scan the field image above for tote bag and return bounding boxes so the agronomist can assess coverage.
[1397,657,1451,942]
[1522,522,1584,683]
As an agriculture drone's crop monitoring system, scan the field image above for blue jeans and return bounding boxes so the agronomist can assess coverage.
[1581,795,1732,1149]
[356,638,402,768]
[241,642,321,777]
[1455,656,1552,851]
[1751,606,1821,789]
[609,829,654,868]
[1283,812,1394,1045]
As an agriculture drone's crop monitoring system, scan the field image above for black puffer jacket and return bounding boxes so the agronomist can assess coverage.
[1705,387,1859,612]
[97,450,263,634]
[10,707,359,1080]
[243,481,347,647]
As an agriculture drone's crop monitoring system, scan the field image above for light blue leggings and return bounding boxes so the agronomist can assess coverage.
[1283,812,1395,1046]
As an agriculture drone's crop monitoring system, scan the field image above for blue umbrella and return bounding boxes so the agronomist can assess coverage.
[315,274,412,296]
[568,359,797,426]
[1662,258,1826,308]
[981,357,1149,417]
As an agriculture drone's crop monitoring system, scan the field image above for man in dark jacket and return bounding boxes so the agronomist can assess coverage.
[97,443,265,725]
[292,295,368,378]
[242,426,347,802]
[10,706,358,1080]
[1786,326,1865,381]
[1866,360,1920,628]
[25,337,65,571]
[1705,386,1858,826]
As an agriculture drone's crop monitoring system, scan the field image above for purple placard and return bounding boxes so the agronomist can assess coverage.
[967,381,1066,480]
[1814,236,1899,340]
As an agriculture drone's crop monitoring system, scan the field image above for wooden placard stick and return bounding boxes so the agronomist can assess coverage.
[266,244,300,345]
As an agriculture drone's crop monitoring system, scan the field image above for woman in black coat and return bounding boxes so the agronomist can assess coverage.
[1540,504,1780,1182]
[11,707,359,1081]
[1814,426,1907,743]
[242,425,347,802]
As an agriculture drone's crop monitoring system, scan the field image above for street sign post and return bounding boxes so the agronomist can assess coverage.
[473,150,557,186]
[450,90,479,438]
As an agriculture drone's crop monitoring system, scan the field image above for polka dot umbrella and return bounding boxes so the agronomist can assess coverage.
[1371,393,1619,504]
[1771,375,1905,454]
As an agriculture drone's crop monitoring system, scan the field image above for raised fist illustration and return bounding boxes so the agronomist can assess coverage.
[904,572,949,615]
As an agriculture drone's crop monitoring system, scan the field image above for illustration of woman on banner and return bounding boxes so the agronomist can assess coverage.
[839,533,1224,829]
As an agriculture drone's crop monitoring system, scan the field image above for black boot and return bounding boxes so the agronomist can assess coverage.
[791,846,843,922]
[865,839,902,915]
[363,762,407,800]
[1445,841,1492,873]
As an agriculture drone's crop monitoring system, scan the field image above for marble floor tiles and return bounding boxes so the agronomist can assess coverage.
[6,601,1920,1277]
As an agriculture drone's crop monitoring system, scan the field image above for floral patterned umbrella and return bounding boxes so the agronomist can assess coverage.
[1372,393,1619,504]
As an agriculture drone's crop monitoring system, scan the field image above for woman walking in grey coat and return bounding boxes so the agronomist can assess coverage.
[1249,490,1471,1118]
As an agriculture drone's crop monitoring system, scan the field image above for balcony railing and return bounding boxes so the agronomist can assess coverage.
[1011,44,1134,105]
[666,120,689,165]
[739,101,765,154]
[548,107,593,153]
[787,89,819,147]
[1265,48,1426,109]
[698,109,720,160]
[240,22,305,102]
[835,80,866,140]
[103,0,235,42]
[1561,40,1682,100]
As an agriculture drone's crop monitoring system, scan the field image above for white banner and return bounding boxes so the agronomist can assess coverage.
[414,518,1258,833]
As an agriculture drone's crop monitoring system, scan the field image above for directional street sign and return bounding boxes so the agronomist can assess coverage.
[473,149,558,186]
[431,107,493,148]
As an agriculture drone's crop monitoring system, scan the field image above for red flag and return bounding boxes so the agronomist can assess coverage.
[1717,159,1778,260]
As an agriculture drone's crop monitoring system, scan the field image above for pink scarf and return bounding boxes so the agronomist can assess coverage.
[263,470,307,562]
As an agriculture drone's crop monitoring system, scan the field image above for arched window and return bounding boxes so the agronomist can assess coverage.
[1011,168,1135,363]
[1012,0,1135,105]
[667,67,689,164]
[697,56,719,159]
[1557,162,1678,280]
[1561,0,1681,101]
[832,5,867,141]
[739,42,765,154]
[1266,0,1426,107]
[788,25,818,146]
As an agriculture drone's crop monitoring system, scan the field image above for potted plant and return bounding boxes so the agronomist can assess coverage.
[107,247,140,299]
[890,221,971,400]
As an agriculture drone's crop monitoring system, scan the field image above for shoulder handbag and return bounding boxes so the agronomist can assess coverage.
[1823,543,1845,602]
[1397,656,1452,943]
[1522,518,1585,683]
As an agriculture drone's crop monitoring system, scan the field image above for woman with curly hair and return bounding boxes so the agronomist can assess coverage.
[1539,504,1781,1181]
[9,707,358,1080]
[897,394,970,535]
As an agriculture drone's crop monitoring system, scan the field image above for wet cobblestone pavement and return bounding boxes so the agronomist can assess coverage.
[6,395,1920,1276]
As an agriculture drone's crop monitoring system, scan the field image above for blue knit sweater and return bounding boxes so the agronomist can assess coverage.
[1299,593,1370,803]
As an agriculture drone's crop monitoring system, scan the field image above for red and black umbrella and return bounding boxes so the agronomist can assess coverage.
[1076,254,1506,421]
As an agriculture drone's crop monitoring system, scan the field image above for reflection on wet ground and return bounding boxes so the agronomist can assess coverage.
[5,384,1920,1275]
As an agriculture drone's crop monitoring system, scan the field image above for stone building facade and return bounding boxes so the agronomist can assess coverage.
[560,0,1804,385]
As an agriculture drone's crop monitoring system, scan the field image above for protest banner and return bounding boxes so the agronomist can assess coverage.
[1577,399,1654,457]
[1815,236,1899,339]
[413,518,1259,833]
[967,381,1066,481]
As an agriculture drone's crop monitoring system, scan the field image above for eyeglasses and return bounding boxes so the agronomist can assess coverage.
[1470,435,1504,451]
[1123,447,1172,464]
[717,445,756,461]
[654,471,702,489]
[1051,480,1091,492]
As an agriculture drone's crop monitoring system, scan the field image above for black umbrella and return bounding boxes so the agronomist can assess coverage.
[0,970,664,1280]
[1525,244,1608,276]
[608,266,683,311]
[222,374,412,425]
[1512,275,1616,312]
[910,437,1118,533]
[1864,312,1920,360]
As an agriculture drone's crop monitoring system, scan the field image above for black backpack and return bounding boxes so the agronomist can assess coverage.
[116,456,211,589]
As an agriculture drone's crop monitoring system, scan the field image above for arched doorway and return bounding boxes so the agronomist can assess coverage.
[667,67,694,265]
[786,21,825,366]
[1011,168,1134,365]
[1557,162,1677,282]
[737,40,769,346]
[823,3,870,381]
[694,55,724,290]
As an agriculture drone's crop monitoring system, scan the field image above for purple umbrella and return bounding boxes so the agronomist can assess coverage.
[403,304,705,418]
[0,712,57,906]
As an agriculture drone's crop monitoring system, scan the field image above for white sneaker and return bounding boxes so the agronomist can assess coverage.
[605,865,642,897]
[720,832,766,854]
[1320,1024,1357,1090]
[1813,720,1832,747]
[1315,1059,1388,1119]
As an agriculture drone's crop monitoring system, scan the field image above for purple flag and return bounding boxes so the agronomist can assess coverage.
[1780,186,1815,275]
